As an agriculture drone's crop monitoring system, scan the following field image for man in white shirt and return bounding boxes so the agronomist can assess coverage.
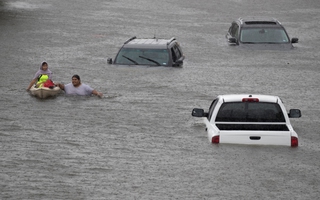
[57,75,103,97]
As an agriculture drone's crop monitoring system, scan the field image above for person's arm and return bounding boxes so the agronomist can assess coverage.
[92,89,103,97]
[56,83,65,90]
[26,79,37,90]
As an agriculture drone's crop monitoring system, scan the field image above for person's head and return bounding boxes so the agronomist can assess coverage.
[41,62,48,70]
[72,74,81,87]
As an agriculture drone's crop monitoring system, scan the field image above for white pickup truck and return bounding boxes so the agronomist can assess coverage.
[192,94,301,147]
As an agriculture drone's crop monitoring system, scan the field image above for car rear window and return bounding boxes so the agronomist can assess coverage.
[215,102,286,122]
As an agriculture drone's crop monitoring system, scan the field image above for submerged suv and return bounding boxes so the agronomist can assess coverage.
[108,36,184,67]
[226,17,299,50]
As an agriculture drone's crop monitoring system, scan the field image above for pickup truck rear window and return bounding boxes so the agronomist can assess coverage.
[216,124,289,131]
[215,102,285,122]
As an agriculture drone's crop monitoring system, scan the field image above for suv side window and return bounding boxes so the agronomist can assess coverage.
[171,44,182,62]
[208,99,218,121]
[228,26,233,36]
[176,43,183,57]
[230,23,239,38]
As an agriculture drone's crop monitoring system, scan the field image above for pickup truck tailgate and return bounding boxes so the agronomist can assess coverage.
[220,130,291,146]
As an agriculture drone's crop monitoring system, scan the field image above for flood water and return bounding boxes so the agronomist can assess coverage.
[1,0,320,199]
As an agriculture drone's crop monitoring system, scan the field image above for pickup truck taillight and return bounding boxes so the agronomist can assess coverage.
[291,136,298,147]
[212,136,220,143]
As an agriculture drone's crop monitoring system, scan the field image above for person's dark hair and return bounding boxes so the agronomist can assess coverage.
[72,74,80,80]
[41,62,48,66]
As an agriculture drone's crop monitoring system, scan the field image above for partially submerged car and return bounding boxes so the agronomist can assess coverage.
[192,94,301,147]
[226,17,299,50]
[107,36,184,67]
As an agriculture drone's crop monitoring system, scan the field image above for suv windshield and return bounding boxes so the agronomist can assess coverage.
[215,102,285,122]
[240,28,289,43]
[114,48,169,66]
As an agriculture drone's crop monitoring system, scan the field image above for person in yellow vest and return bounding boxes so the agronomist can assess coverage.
[26,62,53,90]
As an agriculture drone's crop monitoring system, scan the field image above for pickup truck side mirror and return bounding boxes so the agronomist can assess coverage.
[192,108,206,117]
[288,109,301,118]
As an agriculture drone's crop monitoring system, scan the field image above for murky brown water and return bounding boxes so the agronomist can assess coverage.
[1,0,320,199]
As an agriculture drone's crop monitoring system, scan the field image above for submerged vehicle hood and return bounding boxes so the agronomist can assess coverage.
[239,43,295,50]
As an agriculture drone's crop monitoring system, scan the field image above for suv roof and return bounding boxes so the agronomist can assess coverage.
[108,36,184,67]
[122,36,177,49]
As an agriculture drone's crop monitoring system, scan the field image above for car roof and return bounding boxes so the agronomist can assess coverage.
[122,37,176,49]
[236,17,283,28]
[218,94,279,103]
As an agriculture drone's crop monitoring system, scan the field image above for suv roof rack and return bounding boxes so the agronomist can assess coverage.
[238,17,279,25]
[167,37,176,45]
[124,36,137,44]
